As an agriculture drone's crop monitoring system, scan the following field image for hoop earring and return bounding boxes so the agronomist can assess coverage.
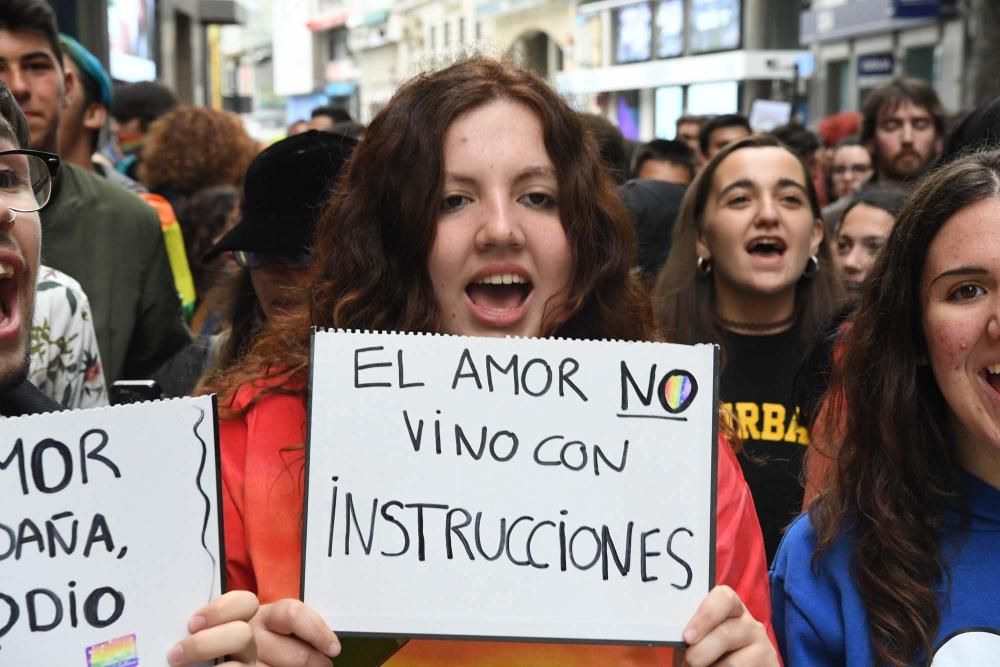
[803,255,820,277]
[696,256,713,276]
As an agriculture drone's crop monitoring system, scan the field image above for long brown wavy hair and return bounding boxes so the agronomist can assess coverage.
[810,150,1000,665]
[651,135,842,356]
[201,56,656,406]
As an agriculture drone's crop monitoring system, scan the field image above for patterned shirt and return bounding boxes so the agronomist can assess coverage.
[29,266,108,409]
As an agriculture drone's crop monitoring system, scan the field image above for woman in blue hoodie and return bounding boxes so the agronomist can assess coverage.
[771,150,1000,666]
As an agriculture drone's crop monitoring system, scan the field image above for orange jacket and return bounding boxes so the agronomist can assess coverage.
[220,385,777,665]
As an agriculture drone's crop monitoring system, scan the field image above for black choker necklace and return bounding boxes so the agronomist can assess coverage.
[715,313,796,333]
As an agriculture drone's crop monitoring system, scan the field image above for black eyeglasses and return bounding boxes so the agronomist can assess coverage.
[0,149,59,212]
[231,250,311,269]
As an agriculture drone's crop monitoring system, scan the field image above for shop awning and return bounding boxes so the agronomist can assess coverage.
[361,10,390,26]
[307,8,349,32]
[200,0,246,25]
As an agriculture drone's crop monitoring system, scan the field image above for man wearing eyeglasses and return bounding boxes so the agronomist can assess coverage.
[0,0,190,384]
[0,78,61,414]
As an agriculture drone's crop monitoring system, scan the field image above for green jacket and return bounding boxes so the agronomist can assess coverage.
[40,163,191,383]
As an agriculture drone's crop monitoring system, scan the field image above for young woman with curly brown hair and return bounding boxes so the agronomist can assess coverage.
[201,57,779,667]
[137,106,258,197]
[771,150,1000,666]
[137,107,258,314]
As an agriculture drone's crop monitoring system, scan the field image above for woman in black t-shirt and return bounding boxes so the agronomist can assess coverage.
[652,135,842,562]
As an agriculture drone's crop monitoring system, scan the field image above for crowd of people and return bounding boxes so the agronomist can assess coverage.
[1,0,999,664]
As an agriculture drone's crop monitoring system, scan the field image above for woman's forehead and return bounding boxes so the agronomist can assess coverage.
[712,146,807,189]
[925,199,1000,271]
[834,145,869,162]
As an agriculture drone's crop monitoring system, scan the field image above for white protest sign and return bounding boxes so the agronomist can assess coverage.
[303,331,718,645]
[749,99,792,132]
[0,395,222,666]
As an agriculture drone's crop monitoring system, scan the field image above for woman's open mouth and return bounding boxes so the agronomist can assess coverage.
[746,237,787,258]
[984,363,1000,396]
[464,273,534,326]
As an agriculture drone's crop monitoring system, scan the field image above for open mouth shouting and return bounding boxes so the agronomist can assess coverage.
[984,363,1000,398]
[0,255,24,342]
[464,268,534,328]
[745,236,788,264]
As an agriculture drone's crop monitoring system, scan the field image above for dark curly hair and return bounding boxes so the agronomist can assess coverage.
[201,56,657,405]
[137,107,258,195]
[174,184,239,295]
[109,81,177,130]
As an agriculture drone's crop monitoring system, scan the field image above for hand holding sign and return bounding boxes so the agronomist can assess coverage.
[167,591,259,666]
[249,598,341,667]
[680,585,778,666]
[303,330,720,645]
[0,395,225,666]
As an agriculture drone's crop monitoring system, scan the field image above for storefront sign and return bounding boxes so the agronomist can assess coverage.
[857,52,895,78]
[892,0,940,18]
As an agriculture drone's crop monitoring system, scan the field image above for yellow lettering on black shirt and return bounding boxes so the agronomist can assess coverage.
[722,402,810,445]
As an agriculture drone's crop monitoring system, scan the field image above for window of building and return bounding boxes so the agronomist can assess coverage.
[688,0,741,54]
[761,0,799,49]
[327,27,349,61]
[575,13,604,68]
[108,0,157,81]
[444,21,451,47]
[904,45,935,83]
[614,2,652,64]
[459,17,466,44]
[687,80,740,115]
[430,25,437,51]
[826,59,849,114]
[654,85,684,138]
[655,0,684,58]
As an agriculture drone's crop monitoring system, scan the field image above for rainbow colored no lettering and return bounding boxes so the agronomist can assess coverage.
[662,372,695,412]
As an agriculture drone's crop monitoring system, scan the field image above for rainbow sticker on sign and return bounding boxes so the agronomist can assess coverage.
[86,634,139,667]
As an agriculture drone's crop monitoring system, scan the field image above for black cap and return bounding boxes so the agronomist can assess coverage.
[617,178,686,280]
[204,130,357,261]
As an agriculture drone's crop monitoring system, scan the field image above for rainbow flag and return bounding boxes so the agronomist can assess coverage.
[85,634,139,667]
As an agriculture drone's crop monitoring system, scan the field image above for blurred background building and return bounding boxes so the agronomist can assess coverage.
[800,0,961,114]
[556,0,807,141]
[50,0,998,142]
[54,0,246,105]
